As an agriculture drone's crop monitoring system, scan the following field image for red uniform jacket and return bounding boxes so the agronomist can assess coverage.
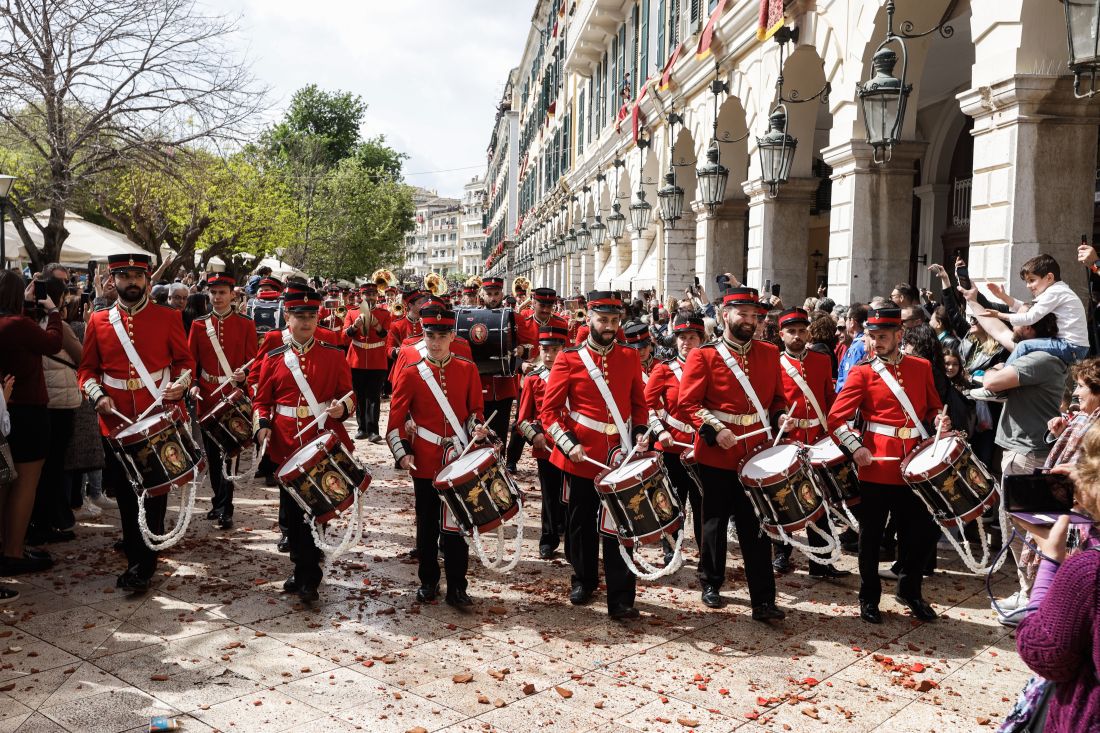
[343,305,391,371]
[248,326,341,394]
[78,300,195,436]
[777,349,835,445]
[644,357,694,454]
[826,354,942,485]
[386,316,423,357]
[540,342,648,479]
[252,340,355,465]
[678,339,785,471]
[391,335,474,376]
[516,366,553,460]
[514,312,549,362]
[386,355,484,479]
[187,311,258,407]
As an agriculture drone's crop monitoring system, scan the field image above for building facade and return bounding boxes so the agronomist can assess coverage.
[460,176,488,276]
[403,188,462,279]
[481,0,1100,306]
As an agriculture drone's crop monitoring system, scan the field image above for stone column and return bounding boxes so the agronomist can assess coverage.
[742,177,818,295]
[579,248,595,293]
[628,226,654,297]
[822,140,925,306]
[662,209,697,301]
[591,242,607,291]
[569,252,581,295]
[914,183,950,289]
[693,198,748,292]
[959,76,1100,299]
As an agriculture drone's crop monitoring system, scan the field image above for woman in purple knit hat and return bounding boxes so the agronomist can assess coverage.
[1011,421,1100,732]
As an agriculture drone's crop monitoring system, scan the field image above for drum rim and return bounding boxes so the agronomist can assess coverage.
[433,446,497,486]
[900,431,968,478]
[277,430,341,480]
[112,411,176,443]
[594,451,661,491]
[736,443,807,485]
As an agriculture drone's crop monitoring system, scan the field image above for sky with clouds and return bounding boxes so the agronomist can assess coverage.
[217,0,535,198]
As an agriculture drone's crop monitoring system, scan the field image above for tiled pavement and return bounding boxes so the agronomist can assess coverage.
[0,411,1027,732]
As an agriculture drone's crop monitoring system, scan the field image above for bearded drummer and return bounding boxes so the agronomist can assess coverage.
[477,277,519,465]
[677,287,787,620]
[386,308,489,609]
[343,283,391,443]
[188,273,257,530]
[645,315,706,562]
[77,253,195,593]
[540,290,649,620]
[826,307,948,625]
[770,308,850,580]
[253,290,355,604]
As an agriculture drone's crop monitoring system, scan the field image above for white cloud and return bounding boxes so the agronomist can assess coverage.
[216,0,533,196]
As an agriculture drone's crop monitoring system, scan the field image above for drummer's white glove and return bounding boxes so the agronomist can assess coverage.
[716,428,737,450]
[852,447,873,468]
[658,431,675,450]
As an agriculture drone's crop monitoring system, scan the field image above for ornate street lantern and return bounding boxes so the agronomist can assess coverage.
[607,201,627,240]
[757,108,796,198]
[657,172,685,223]
[697,141,729,209]
[857,45,911,164]
[1063,0,1100,97]
[576,221,592,251]
[630,137,652,232]
[565,228,577,255]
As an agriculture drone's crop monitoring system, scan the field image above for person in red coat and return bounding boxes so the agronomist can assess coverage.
[769,308,850,580]
[623,323,656,384]
[253,290,355,603]
[78,253,195,592]
[540,291,649,620]
[344,283,391,443]
[188,273,257,529]
[477,277,519,459]
[516,316,569,559]
[506,287,558,472]
[385,289,427,359]
[645,315,706,561]
[386,308,488,609]
[677,287,787,619]
[827,307,949,624]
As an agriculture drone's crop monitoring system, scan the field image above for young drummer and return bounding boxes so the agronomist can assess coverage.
[386,308,489,609]
[253,290,355,603]
[515,316,570,559]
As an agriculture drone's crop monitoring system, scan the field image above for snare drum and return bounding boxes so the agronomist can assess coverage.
[277,431,372,525]
[808,438,861,508]
[110,409,205,497]
[198,388,254,458]
[433,446,521,533]
[737,443,825,540]
[595,453,683,547]
[900,432,998,527]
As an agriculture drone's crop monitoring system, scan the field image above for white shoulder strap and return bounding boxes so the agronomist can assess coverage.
[780,353,827,426]
[282,347,326,427]
[108,306,166,401]
[416,359,468,447]
[669,360,684,382]
[204,317,234,378]
[577,346,631,452]
[714,342,772,438]
[869,358,930,439]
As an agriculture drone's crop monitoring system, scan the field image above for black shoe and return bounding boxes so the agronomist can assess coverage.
[263,473,277,488]
[445,588,473,609]
[206,508,220,520]
[24,548,51,562]
[608,604,640,620]
[369,434,384,445]
[282,575,298,593]
[407,546,420,559]
[297,585,319,603]
[751,602,786,621]
[539,546,556,559]
[416,585,439,603]
[505,463,518,474]
[701,585,723,609]
[0,554,53,576]
[112,539,125,553]
[809,567,853,580]
[772,554,793,574]
[277,534,290,553]
[895,595,937,622]
[0,586,19,603]
[27,527,74,544]
[217,514,234,530]
[860,602,882,624]
[354,430,368,440]
[115,571,150,593]
[569,584,594,606]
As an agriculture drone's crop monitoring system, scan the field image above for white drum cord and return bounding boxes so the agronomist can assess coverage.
[909,487,1009,575]
[135,464,203,551]
[308,485,366,574]
[618,527,685,581]
[469,494,525,573]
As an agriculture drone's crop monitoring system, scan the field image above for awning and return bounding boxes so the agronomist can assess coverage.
[3,211,149,264]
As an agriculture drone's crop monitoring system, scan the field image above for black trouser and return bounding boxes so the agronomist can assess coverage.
[484,398,514,452]
[413,478,469,592]
[857,482,939,606]
[772,512,833,575]
[663,452,702,546]
[104,438,166,579]
[351,368,386,435]
[696,464,775,606]
[32,408,75,531]
[536,458,565,551]
[281,488,322,588]
[505,387,525,467]
[203,433,234,517]
[565,473,636,611]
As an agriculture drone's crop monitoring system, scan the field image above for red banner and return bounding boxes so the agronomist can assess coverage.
[757,0,784,42]
[659,43,683,91]
[696,0,729,60]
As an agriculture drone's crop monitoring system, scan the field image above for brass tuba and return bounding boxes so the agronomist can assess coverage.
[424,272,443,296]
[512,275,531,298]
[372,268,396,289]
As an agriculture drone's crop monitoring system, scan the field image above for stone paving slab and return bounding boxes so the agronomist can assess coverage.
[0,409,1029,732]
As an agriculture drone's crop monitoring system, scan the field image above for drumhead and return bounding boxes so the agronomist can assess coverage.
[278,433,336,476]
[808,438,843,464]
[741,444,801,480]
[115,412,170,439]
[905,435,963,475]
[602,455,659,484]
[436,447,495,482]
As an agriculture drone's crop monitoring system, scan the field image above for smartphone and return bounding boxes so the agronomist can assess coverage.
[33,280,48,301]
[1003,472,1075,514]
[715,273,730,288]
[771,283,781,297]
[763,279,772,296]
[955,265,972,290]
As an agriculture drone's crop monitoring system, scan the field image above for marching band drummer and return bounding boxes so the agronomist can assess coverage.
[344,283,391,443]
[540,290,649,620]
[188,273,257,530]
[515,315,570,559]
[826,307,948,624]
[644,315,706,562]
[78,253,195,593]
[622,323,656,383]
[507,287,559,473]
[386,307,489,610]
[253,289,355,604]
[385,289,427,360]
[677,287,787,620]
[477,277,519,464]
[771,308,850,580]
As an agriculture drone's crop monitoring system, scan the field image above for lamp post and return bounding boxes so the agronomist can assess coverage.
[757,109,797,198]
[0,175,16,268]
[1063,0,1100,97]
[608,158,628,241]
[698,72,739,210]
[658,112,686,224]
[630,138,653,232]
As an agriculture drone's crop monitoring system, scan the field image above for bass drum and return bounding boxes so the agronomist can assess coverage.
[454,307,516,377]
[247,299,284,341]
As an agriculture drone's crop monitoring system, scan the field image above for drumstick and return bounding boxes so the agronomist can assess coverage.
[293,390,355,439]
[209,358,257,399]
[869,456,901,462]
[583,455,612,471]
[453,409,498,462]
[931,405,948,454]
[621,426,654,465]
[672,440,694,449]
[734,426,769,443]
[772,406,795,447]
[110,409,134,426]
